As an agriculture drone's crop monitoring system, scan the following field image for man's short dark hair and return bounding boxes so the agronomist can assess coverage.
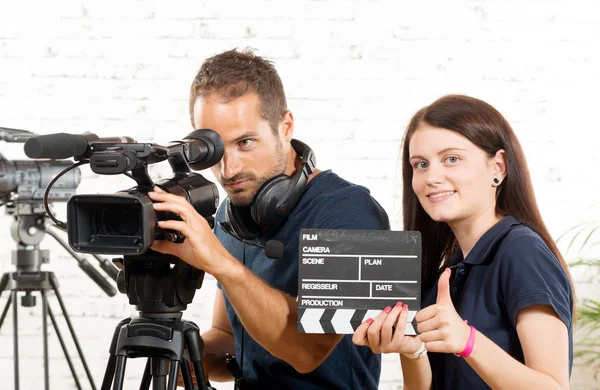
[189,48,287,134]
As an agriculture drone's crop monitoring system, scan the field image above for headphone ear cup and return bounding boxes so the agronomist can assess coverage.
[251,174,292,227]
[226,199,260,241]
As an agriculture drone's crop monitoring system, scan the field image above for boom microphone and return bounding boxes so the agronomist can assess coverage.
[262,240,285,260]
[24,133,135,159]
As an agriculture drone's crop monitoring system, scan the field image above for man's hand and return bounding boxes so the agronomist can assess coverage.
[148,186,235,276]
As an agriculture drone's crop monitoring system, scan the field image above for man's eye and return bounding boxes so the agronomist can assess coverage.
[239,139,254,148]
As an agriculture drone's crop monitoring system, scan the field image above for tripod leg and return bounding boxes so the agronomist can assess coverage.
[41,290,50,390]
[102,318,132,390]
[102,356,117,390]
[12,290,19,390]
[49,275,97,390]
[113,356,127,390]
[139,359,151,390]
[151,358,168,390]
[167,360,180,390]
[180,360,194,390]
[191,361,208,390]
[184,327,208,390]
[0,293,12,330]
[47,304,84,390]
[0,273,8,297]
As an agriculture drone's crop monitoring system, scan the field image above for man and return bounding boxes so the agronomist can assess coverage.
[149,48,389,389]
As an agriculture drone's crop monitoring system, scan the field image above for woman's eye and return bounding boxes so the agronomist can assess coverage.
[445,157,459,164]
[414,161,428,169]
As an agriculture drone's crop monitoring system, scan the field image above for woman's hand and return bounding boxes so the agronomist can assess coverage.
[352,302,423,355]
[415,268,471,354]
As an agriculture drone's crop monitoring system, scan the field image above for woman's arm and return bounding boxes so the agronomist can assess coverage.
[463,304,570,389]
[353,303,433,390]
[417,269,570,390]
[399,354,433,390]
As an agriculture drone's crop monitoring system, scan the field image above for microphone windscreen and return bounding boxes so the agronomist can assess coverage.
[265,240,285,259]
[24,133,88,159]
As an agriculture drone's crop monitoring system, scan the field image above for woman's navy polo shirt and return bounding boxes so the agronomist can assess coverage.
[421,216,574,389]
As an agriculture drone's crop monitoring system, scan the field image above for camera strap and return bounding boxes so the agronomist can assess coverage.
[225,353,253,390]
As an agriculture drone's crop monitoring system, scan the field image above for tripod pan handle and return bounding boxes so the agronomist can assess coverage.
[79,259,117,297]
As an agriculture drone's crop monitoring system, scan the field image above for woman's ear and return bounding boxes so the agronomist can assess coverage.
[492,149,507,186]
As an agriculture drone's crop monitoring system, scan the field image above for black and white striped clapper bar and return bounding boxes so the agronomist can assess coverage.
[297,229,421,335]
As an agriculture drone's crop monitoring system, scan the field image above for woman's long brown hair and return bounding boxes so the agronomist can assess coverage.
[402,94,576,312]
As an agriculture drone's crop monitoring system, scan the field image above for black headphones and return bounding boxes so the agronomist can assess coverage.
[224,139,316,241]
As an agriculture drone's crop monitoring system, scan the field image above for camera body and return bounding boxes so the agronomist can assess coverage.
[57,129,223,256]
[0,159,80,206]
[0,127,81,210]
[67,173,219,255]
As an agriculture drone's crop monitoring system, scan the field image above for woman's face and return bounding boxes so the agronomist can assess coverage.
[408,124,503,226]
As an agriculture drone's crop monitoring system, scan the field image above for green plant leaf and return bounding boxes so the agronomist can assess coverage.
[559,220,600,374]
[579,225,600,255]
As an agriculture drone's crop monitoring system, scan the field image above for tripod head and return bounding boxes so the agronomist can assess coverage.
[114,251,206,317]
[7,202,50,272]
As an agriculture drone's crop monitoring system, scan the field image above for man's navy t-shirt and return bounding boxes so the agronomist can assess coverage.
[215,170,390,389]
[422,216,574,389]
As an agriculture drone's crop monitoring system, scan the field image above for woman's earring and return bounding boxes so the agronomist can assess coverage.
[493,178,500,186]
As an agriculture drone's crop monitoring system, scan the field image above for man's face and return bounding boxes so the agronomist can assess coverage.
[193,92,287,207]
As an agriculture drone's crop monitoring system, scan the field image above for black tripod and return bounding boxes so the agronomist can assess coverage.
[101,314,212,390]
[0,203,119,390]
[100,252,215,390]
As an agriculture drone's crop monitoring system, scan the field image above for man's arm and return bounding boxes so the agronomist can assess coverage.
[149,188,349,373]
[201,290,236,382]
[217,262,344,374]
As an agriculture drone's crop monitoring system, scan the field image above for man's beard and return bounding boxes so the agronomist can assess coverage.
[223,140,287,207]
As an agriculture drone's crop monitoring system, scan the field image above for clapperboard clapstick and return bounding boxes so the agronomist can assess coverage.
[297,229,421,335]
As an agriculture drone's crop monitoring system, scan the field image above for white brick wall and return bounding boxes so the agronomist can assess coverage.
[0,1,599,389]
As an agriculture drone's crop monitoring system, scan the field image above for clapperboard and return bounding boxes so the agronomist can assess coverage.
[297,229,421,335]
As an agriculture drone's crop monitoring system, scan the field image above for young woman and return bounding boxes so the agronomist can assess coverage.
[353,95,574,389]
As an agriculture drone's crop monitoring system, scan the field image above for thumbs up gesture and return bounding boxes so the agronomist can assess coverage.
[414,268,471,354]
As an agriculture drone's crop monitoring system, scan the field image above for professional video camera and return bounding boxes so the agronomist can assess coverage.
[0,127,79,208]
[24,129,224,390]
[25,130,223,256]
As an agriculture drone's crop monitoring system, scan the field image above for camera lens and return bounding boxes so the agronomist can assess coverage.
[98,205,139,236]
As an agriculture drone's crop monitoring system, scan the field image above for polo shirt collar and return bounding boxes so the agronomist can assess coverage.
[450,215,522,266]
